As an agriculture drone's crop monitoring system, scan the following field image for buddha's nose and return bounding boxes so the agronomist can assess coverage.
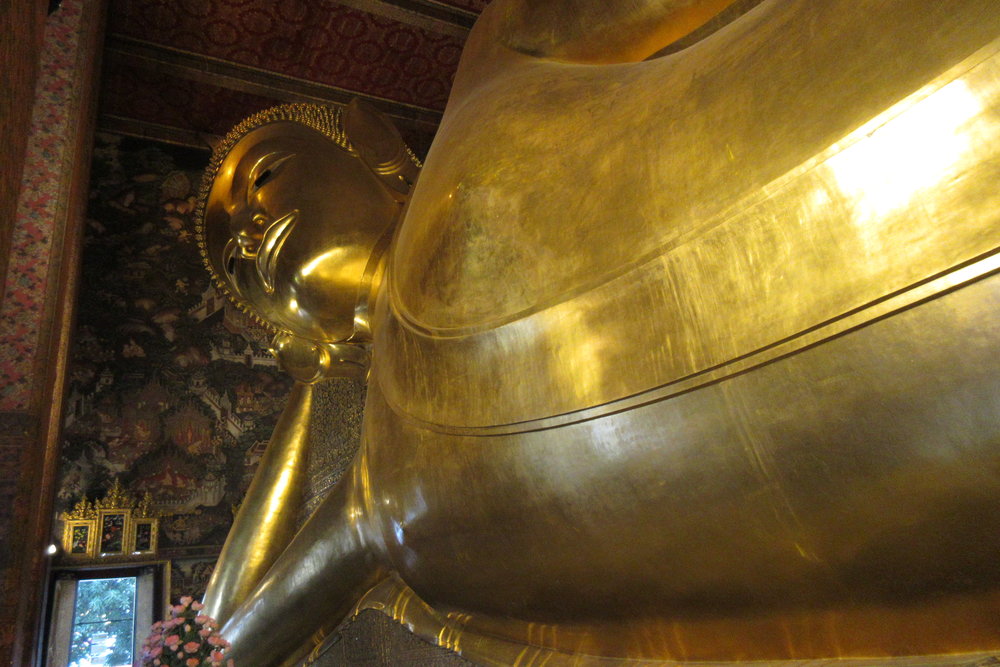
[232,213,268,258]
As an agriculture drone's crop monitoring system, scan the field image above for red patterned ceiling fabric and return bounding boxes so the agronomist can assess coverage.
[107,0,465,110]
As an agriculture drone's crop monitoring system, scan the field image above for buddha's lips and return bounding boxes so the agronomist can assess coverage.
[256,211,297,294]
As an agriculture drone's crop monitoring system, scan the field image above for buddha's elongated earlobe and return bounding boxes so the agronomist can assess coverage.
[344,98,421,199]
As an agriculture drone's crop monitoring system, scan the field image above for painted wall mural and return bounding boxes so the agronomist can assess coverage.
[56,132,294,556]
[170,557,218,603]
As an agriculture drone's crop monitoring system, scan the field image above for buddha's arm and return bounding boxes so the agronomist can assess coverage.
[220,453,383,667]
[201,334,371,626]
[201,382,314,626]
[487,0,740,63]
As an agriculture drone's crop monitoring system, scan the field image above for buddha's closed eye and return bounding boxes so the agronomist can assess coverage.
[249,152,293,198]
[254,169,272,189]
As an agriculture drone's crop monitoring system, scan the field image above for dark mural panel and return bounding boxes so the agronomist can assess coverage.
[57,133,293,555]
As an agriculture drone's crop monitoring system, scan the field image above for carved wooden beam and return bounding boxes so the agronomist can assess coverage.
[97,115,217,152]
[336,0,476,36]
[103,35,444,129]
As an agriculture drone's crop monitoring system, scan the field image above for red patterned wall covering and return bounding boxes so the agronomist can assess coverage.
[100,62,439,157]
[107,0,465,110]
[0,3,83,413]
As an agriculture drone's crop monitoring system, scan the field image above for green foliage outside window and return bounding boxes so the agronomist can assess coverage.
[69,576,136,667]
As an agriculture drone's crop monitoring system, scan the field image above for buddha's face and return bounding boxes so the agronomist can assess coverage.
[203,121,401,342]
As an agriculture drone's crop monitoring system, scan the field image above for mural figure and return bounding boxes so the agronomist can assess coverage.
[199,0,1000,664]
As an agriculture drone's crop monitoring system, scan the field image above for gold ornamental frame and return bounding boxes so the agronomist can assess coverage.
[59,479,160,561]
[129,518,158,556]
[62,519,98,559]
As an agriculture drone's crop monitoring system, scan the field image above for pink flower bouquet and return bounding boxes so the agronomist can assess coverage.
[140,596,233,667]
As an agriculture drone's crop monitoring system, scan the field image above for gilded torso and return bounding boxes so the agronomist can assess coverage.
[376,0,1000,428]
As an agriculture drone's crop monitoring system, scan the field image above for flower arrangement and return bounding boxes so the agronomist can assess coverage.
[140,596,234,667]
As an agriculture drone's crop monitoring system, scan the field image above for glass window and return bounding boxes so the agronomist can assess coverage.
[45,566,160,667]
[68,576,136,667]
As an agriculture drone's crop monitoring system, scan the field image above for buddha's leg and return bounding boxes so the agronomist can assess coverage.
[220,456,384,667]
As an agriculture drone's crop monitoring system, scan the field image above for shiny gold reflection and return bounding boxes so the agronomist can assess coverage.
[827,79,982,223]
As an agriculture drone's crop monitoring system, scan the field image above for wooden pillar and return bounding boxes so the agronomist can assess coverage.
[0,0,107,663]
[0,0,49,287]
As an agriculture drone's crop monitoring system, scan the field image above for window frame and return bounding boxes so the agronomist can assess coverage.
[41,562,169,667]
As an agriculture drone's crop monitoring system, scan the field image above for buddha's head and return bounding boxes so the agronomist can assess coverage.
[197,101,420,381]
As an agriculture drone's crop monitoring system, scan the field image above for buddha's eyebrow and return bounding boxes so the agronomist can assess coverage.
[245,152,293,207]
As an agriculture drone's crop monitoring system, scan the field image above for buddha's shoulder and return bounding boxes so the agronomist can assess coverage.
[391,0,1000,335]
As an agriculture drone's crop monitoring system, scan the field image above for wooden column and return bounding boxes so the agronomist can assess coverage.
[0,0,48,288]
[0,0,107,663]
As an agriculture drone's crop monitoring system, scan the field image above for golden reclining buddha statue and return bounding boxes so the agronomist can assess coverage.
[196,0,1000,663]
